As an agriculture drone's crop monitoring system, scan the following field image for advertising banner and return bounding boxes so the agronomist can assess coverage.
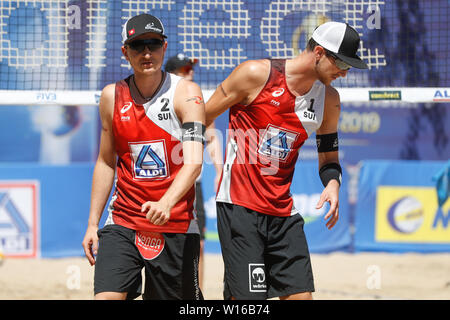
[0,181,39,257]
[0,164,94,258]
[354,161,450,252]
[0,106,99,163]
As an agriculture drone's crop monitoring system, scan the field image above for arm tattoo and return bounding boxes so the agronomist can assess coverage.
[186,96,203,104]
[219,83,228,97]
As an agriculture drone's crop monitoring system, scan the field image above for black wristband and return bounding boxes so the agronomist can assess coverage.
[319,162,342,187]
[316,132,339,153]
[182,122,206,144]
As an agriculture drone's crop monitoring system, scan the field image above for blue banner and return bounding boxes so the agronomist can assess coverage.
[0,106,99,163]
[1,161,448,257]
[354,161,450,253]
[0,164,95,258]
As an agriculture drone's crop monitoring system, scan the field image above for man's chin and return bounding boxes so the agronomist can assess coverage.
[318,77,333,86]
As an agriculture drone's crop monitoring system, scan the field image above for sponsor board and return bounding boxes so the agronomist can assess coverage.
[375,186,450,243]
[0,181,39,257]
[369,90,402,101]
[433,89,450,102]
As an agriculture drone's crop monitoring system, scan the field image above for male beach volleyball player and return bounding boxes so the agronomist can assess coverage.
[82,13,205,300]
[205,22,368,300]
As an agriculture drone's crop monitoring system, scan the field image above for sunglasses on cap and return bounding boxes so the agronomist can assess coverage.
[127,38,164,53]
[325,49,352,71]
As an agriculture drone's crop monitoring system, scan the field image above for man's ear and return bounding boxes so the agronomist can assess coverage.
[121,45,129,61]
[314,45,325,62]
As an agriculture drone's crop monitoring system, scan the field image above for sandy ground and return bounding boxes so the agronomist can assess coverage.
[0,252,449,300]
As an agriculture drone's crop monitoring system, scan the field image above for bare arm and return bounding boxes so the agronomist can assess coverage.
[315,85,341,230]
[203,60,270,191]
[82,83,116,265]
[205,121,223,191]
[142,79,205,225]
[205,59,270,127]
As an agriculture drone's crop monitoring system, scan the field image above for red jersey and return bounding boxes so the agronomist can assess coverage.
[216,59,326,217]
[105,74,197,233]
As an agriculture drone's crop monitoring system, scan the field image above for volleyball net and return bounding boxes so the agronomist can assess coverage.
[0,0,448,104]
[0,0,448,165]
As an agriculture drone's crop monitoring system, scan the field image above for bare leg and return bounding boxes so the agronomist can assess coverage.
[95,292,128,300]
[279,292,313,300]
[199,239,205,290]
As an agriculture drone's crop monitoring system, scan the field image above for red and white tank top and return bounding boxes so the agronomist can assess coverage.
[216,59,326,217]
[105,73,198,233]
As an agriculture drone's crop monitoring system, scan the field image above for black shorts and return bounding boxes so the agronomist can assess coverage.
[94,224,203,300]
[217,202,315,300]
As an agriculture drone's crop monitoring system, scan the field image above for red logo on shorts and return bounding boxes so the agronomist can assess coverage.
[135,231,165,260]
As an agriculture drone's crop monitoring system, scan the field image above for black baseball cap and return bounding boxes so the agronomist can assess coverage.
[311,22,368,69]
[122,13,167,44]
[165,53,198,72]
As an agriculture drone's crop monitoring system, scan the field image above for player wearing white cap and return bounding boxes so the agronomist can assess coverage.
[205,22,368,300]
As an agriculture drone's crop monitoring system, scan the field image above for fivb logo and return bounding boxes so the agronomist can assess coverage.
[130,140,169,180]
[0,182,39,257]
[249,263,267,292]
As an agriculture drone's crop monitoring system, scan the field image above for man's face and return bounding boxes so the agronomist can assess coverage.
[122,33,167,75]
[315,46,349,85]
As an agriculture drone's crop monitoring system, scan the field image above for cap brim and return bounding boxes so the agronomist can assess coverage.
[335,53,368,69]
[124,32,167,44]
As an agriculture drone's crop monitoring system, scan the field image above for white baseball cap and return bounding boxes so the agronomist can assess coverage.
[312,21,368,69]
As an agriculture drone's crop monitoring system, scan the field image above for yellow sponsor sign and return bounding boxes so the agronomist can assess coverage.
[375,186,450,243]
[369,90,402,100]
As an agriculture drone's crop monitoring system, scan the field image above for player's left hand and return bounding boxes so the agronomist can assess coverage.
[141,200,172,226]
[316,179,340,230]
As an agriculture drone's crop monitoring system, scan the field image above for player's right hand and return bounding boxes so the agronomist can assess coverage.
[82,225,99,266]
[142,200,172,226]
[316,179,340,230]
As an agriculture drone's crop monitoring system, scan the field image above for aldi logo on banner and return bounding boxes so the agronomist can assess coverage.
[0,181,39,257]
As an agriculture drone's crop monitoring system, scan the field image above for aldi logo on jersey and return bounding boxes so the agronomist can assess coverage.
[258,125,299,161]
[0,181,39,257]
[129,140,169,180]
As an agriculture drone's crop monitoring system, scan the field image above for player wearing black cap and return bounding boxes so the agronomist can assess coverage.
[82,13,205,300]
[205,21,367,300]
